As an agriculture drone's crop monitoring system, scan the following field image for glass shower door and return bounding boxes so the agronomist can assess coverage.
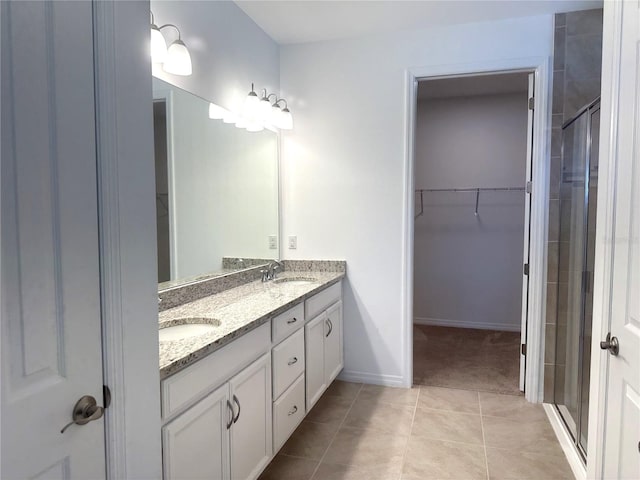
[554,101,599,459]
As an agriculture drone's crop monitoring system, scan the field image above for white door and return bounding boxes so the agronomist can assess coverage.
[305,313,327,411]
[1,2,106,479]
[520,73,535,392]
[593,2,640,478]
[162,385,231,480]
[324,301,344,384]
[229,353,272,480]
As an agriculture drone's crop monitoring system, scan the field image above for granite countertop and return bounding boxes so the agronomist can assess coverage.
[158,271,344,379]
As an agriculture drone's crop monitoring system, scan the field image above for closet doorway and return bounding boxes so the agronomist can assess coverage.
[412,71,534,395]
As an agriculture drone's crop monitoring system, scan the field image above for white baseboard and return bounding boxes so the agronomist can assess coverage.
[337,369,406,388]
[413,316,521,332]
[543,403,586,480]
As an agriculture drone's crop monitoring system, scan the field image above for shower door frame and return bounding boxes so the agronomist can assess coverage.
[401,56,552,402]
[554,99,601,461]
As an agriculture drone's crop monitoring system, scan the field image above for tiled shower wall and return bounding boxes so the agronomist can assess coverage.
[544,9,603,402]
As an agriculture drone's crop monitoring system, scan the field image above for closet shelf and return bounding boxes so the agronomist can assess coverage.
[414,186,527,218]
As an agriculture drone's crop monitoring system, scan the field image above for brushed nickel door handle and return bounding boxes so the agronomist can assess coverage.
[232,394,241,423]
[600,332,619,356]
[61,395,104,434]
[226,399,234,429]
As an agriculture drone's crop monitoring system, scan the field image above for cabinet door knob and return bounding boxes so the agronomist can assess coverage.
[287,317,297,324]
[288,405,298,416]
[288,357,298,366]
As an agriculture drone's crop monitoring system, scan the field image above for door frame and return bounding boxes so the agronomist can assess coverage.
[93,2,163,478]
[585,1,622,477]
[401,56,552,402]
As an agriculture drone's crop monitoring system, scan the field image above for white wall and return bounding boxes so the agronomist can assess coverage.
[414,93,528,331]
[280,15,553,386]
[151,0,279,114]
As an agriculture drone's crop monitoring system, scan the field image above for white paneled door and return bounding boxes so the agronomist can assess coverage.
[593,1,640,478]
[1,2,106,478]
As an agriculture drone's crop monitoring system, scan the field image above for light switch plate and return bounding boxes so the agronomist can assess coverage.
[268,235,277,250]
[288,236,297,249]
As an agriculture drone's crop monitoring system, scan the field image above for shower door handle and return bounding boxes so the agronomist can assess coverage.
[600,333,619,356]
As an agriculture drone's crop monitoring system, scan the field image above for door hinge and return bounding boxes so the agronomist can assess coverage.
[521,344,527,356]
[526,181,532,194]
[528,97,534,110]
[523,263,529,276]
[103,385,111,409]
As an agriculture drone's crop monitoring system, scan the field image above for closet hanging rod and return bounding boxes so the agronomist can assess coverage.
[414,186,527,218]
[415,186,526,193]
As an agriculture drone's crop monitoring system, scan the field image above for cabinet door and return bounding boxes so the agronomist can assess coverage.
[305,312,327,410]
[162,384,231,480]
[324,301,343,384]
[229,353,272,480]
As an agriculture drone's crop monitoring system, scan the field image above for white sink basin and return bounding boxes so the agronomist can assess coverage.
[273,277,318,286]
[159,318,220,342]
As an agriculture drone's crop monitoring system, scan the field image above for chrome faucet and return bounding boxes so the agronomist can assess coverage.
[267,261,284,281]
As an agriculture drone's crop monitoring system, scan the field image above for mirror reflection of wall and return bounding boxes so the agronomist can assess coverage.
[152,78,279,289]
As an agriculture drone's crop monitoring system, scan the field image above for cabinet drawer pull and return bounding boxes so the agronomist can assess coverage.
[226,400,234,429]
[287,357,298,366]
[232,394,241,423]
[287,317,297,324]
[288,405,298,416]
[326,318,333,337]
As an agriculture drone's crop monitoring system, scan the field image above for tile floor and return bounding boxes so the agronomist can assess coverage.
[259,381,573,480]
[413,325,522,395]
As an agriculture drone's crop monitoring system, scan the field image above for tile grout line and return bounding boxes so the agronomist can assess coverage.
[478,391,490,480]
[396,385,420,480]
[308,383,364,480]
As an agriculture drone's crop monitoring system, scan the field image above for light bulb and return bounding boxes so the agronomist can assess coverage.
[163,40,192,76]
[279,108,293,130]
[243,84,260,121]
[209,103,227,120]
[150,26,167,63]
[246,121,264,132]
[222,111,237,124]
[258,97,273,122]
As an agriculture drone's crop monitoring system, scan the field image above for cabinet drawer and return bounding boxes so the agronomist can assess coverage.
[272,328,305,399]
[273,374,305,452]
[272,302,304,344]
[305,281,342,320]
[161,322,270,422]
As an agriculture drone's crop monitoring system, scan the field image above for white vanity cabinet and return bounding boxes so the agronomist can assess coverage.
[162,383,230,480]
[304,283,343,411]
[161,323,272,480]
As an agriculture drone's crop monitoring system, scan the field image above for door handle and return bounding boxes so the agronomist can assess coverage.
[226,399,234,429]
[232,394,241,423]
[288,357,298,366]
[600,332,619,356]
[326,318,333,337]
[61,395,104,434]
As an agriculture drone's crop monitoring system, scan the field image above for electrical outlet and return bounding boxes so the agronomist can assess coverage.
[268,235,277,250]
[288,235,297,249]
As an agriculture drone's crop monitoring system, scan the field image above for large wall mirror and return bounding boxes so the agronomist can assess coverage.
[153,78,279,290]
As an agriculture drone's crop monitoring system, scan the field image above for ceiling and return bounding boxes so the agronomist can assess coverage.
[235,0,602,45]
[418,71,530,100]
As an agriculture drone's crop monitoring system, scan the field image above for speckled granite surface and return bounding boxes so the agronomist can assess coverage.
[158,265,265,312]
[159,269,345,379]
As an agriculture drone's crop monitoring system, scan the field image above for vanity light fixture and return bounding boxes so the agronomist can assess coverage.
[150,12,167,63]
[209,84,293,132]
[259,90,277,123]
[150,12,192,76]
[274,99,293,130]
